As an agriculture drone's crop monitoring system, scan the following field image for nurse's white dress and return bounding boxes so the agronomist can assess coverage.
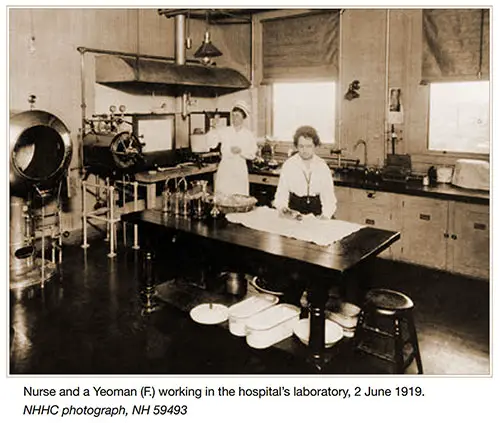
[207,125,257,196]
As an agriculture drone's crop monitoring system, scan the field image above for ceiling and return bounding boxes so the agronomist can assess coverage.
[158,9,279,24]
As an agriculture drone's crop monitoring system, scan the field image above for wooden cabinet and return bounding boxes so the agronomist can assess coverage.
[334,186,352,221]
[448,202,489,279]
[247,172,489,279]
[400,196,449,269]
[400,196,489,279]
[346,189,402,259]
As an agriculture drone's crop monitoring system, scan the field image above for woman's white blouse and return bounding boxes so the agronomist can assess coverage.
[273,153,337,218]
[206,126,257,160]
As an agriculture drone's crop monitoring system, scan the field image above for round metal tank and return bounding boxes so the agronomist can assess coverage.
[9,110,71,289]
[10,110,73,197]
[83,131,143,175]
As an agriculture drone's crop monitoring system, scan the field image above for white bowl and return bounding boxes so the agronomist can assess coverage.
[293,319,344,348]
[190,303,229,325]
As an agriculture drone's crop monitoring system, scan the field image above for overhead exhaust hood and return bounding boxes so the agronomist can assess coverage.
[95,54,250,97]
[95,13,250,98]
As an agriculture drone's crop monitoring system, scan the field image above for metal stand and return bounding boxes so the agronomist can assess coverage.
[10,185,65,291]
[81,176,142,257]
[115,179,141,250]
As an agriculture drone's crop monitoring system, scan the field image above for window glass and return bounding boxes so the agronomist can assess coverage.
[428,81,490,154]
[272,82,336,144]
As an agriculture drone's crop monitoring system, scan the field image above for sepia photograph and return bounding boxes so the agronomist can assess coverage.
[389,87,401,112]
[7,6,491,382]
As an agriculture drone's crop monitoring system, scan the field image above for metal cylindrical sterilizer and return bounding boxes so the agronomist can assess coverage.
[9,109,73,289]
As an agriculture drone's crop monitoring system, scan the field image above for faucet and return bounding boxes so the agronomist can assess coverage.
[353,139,367,167]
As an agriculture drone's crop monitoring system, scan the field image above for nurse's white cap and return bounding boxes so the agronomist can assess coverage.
[232,100,251,118]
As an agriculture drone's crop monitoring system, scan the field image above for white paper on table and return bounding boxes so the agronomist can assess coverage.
[226,207,365,246]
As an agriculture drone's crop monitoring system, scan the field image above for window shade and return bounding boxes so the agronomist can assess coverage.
[422,9,490,82]
[262,11,340,82]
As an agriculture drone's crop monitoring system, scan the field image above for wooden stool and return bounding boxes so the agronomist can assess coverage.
[354,288,423,374]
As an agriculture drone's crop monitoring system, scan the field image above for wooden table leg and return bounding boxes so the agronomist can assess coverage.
[141,249,160,315]
[307,280,329,371]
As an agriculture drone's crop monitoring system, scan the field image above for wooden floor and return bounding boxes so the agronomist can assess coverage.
[9,231,490,375]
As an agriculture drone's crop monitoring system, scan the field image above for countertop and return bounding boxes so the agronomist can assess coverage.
[134,161,489,205]
[249,168,489,205]
[135,162,218,183]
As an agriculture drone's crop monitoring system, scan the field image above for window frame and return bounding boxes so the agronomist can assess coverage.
[426,80,490,156]
[267,80,338,146]
[406,82,490,166]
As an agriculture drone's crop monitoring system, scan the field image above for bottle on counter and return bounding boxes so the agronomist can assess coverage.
[162,180,172,214]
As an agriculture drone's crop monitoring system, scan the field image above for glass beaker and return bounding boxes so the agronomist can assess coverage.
[177,177,190,217]
[192,180,209,219]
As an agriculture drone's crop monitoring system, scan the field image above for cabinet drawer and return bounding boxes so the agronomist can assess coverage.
[248,174,279,186]
[350,189,395,207]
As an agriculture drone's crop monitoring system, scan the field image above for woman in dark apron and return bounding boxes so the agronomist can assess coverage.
[274,125,337,219]
[258,126,337,304]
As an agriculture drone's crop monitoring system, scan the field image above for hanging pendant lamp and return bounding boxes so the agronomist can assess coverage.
[194,11,223,64]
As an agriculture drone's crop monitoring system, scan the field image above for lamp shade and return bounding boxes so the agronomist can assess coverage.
[194,31,223,59]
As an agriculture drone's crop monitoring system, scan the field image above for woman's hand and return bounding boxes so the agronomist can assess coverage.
[230,146,242,155]
[279,207,303,221]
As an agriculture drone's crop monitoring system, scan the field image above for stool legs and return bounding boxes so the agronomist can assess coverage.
[355,309,423,374]
[406,314,424,374]
[393,318,405,374]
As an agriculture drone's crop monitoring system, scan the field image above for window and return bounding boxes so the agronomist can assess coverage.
[272,82,336,144]
[428,81,489,154]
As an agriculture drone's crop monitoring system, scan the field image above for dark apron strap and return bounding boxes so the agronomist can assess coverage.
[288,192,322,216]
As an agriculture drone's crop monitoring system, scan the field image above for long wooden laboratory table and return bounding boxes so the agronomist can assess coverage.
[122,209,400,371]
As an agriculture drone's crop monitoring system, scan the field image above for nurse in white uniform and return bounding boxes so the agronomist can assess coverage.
[207,101,258,196]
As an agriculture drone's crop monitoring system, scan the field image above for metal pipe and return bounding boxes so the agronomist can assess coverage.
[384,9,391,160]
[81,180,89,248]
[175,14,186,65]
[181,92,189,119]
[108,185,116,258]
[122,175,127,247]
[76,46,199,64]
[250,16,255,87]
[105,177,110,242]
[85,214,112,223]
[58,208,63,263]
[79,51,86,172]
[133,181,139,250]
[40,203,45,288]
[338,10,344,148]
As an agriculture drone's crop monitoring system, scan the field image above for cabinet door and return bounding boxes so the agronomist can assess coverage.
[349,190,402,259]
[334,186,351,221]
[449,202,489,279]
[401,196,449,269]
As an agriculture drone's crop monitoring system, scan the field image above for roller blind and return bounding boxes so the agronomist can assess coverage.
[262,11,340,82]
[422,8,490,82]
